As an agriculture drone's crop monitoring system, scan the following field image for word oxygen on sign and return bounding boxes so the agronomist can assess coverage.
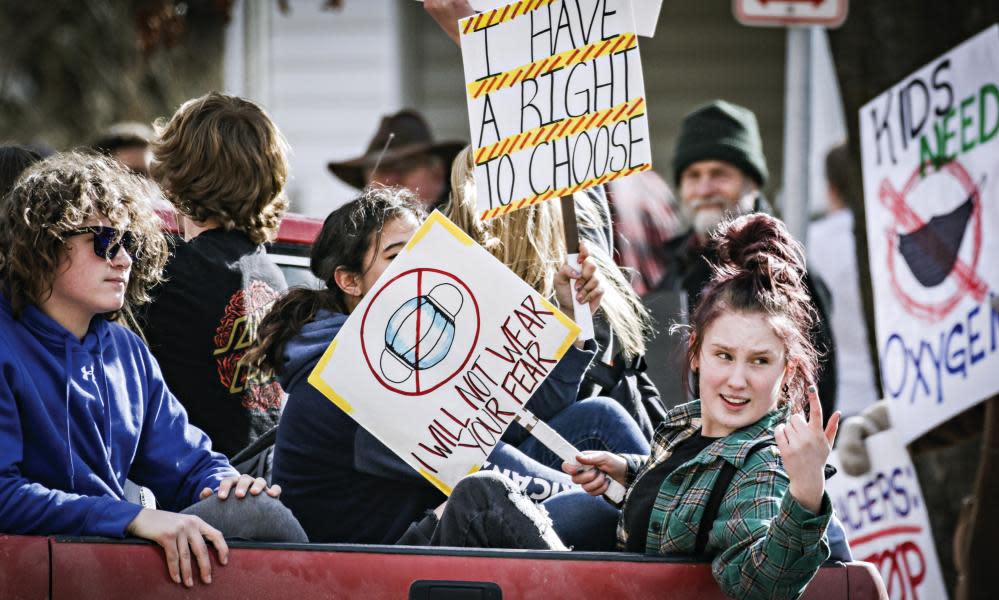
[409,294,561,475]
[880,292,999,406]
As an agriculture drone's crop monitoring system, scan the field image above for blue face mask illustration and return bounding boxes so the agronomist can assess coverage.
[380,283,465,383]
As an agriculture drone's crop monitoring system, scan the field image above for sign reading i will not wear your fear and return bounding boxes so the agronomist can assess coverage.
[860,25,999,444]
[459,0,653,220]
[827,431,948,600]
[308,211,581,494]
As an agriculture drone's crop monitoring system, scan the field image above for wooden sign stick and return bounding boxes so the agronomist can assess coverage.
[516,410,626,503]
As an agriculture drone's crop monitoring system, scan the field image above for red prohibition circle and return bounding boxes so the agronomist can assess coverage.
[882,160,984,322]
[360,268,480,396]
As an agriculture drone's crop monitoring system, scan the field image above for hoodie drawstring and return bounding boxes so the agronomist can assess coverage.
[63,344,76,491]
[96,333,113,464]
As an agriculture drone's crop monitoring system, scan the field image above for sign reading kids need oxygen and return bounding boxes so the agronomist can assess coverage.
[459,0,654,220]
[308,211,580,495]
[860,25,999,444]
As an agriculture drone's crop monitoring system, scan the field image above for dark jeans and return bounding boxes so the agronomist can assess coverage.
[435,471,854,559]
[431,471,565,550]
[483,397,650,502]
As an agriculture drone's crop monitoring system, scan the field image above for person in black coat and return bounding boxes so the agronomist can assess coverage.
[655,100,838,420]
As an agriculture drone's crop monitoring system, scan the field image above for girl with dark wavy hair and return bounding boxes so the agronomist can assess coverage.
[433,213,845,599]
[248,185,648,548]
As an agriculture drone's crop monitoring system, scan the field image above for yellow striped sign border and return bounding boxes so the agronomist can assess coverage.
[473,97,645,166]
[466,33,637,100]
[460,0,558,35]
[479,163,651,220]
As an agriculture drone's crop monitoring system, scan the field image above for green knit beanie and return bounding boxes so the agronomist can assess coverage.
[671,100,768,187]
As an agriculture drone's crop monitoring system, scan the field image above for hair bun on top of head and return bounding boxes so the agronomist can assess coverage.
[710,213,806,293]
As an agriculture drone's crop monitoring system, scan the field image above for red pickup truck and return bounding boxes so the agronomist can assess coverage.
[1,534,885,599]
[0,210,885,599]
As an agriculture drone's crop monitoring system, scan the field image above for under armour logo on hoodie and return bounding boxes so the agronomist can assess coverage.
[81,365,95,383]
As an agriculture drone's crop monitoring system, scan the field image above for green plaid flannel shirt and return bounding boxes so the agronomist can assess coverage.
[617,400,832,600]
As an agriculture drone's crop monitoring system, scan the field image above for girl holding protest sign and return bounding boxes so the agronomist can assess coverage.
[434,213,842,599]
[446,147,668,441]
[249,186,648,547]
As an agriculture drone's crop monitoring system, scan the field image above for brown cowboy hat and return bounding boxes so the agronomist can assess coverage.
[327,109,466,189]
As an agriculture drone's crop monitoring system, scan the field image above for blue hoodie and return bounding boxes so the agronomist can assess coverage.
[272,310,593,544]
[0,293,236,538]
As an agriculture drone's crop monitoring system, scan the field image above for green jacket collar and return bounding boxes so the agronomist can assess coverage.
[664,400,785,468]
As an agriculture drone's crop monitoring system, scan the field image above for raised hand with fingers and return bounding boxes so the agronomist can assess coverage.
[554,240,604,319]
[774,384,840,514]
[424,0,475,45]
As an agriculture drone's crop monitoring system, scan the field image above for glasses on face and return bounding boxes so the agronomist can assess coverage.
[64,226,139,260]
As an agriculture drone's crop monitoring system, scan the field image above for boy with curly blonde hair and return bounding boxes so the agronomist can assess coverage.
[142,92,291,470]
[0,152,305,588]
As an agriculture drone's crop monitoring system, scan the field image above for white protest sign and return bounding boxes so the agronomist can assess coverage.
[827,431,948,600]
[459,0,653,220]
[464,0,663,38]
[860,25,999,443]
[308,211,581,494]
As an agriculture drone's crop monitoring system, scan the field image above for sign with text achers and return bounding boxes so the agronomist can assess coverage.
[308,211,580,495]
[860,26,999,444]
[734,0,848,28]
[827,431,948,600]
[459,0,653,220]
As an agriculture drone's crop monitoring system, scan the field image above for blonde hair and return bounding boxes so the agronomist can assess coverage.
[151,92,289,244]
[446,146,651,357]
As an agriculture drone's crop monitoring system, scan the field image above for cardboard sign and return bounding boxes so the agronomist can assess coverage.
[465,0,664,38]
[827,431,949,600]
[859,25,999,443]
[459,0,653,220]
[308,211,580,494]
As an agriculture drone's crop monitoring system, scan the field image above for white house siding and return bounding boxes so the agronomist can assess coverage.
[397,1,786,199]
[226,1,786,215]
[226,0,402,216]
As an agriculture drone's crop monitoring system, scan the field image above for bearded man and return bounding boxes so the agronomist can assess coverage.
[655,100,838,417]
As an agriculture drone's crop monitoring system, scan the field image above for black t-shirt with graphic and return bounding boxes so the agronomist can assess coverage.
[140,229,287,458]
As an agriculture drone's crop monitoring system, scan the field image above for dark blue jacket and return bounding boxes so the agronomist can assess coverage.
[272,310,592,544]
[0,294,236,537]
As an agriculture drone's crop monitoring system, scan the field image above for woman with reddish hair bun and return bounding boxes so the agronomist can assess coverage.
[433,213,848,600]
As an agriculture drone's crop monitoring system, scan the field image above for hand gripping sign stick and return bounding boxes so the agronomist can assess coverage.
[560,195,595,341]
[515,410,626,503]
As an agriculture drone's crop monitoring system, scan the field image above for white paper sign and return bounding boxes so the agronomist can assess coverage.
[308,211,580,494]
[463,0,663,38]
[859,25,999,443]
[828,431,949,600]
[459,0,653,220]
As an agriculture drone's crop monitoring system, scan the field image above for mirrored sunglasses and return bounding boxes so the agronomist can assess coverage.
[64,226,139,260]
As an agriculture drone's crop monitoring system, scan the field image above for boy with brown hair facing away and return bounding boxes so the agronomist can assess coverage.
[141,92,291,472]
[0,152,305,589]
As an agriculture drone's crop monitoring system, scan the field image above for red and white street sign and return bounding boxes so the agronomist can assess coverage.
[734,0,848,28]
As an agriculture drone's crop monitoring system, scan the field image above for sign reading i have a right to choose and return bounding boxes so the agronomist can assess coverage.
[861,25,999,444]
[459,0,653,220]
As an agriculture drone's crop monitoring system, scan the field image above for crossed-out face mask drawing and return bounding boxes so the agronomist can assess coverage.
[380,283,465,383]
